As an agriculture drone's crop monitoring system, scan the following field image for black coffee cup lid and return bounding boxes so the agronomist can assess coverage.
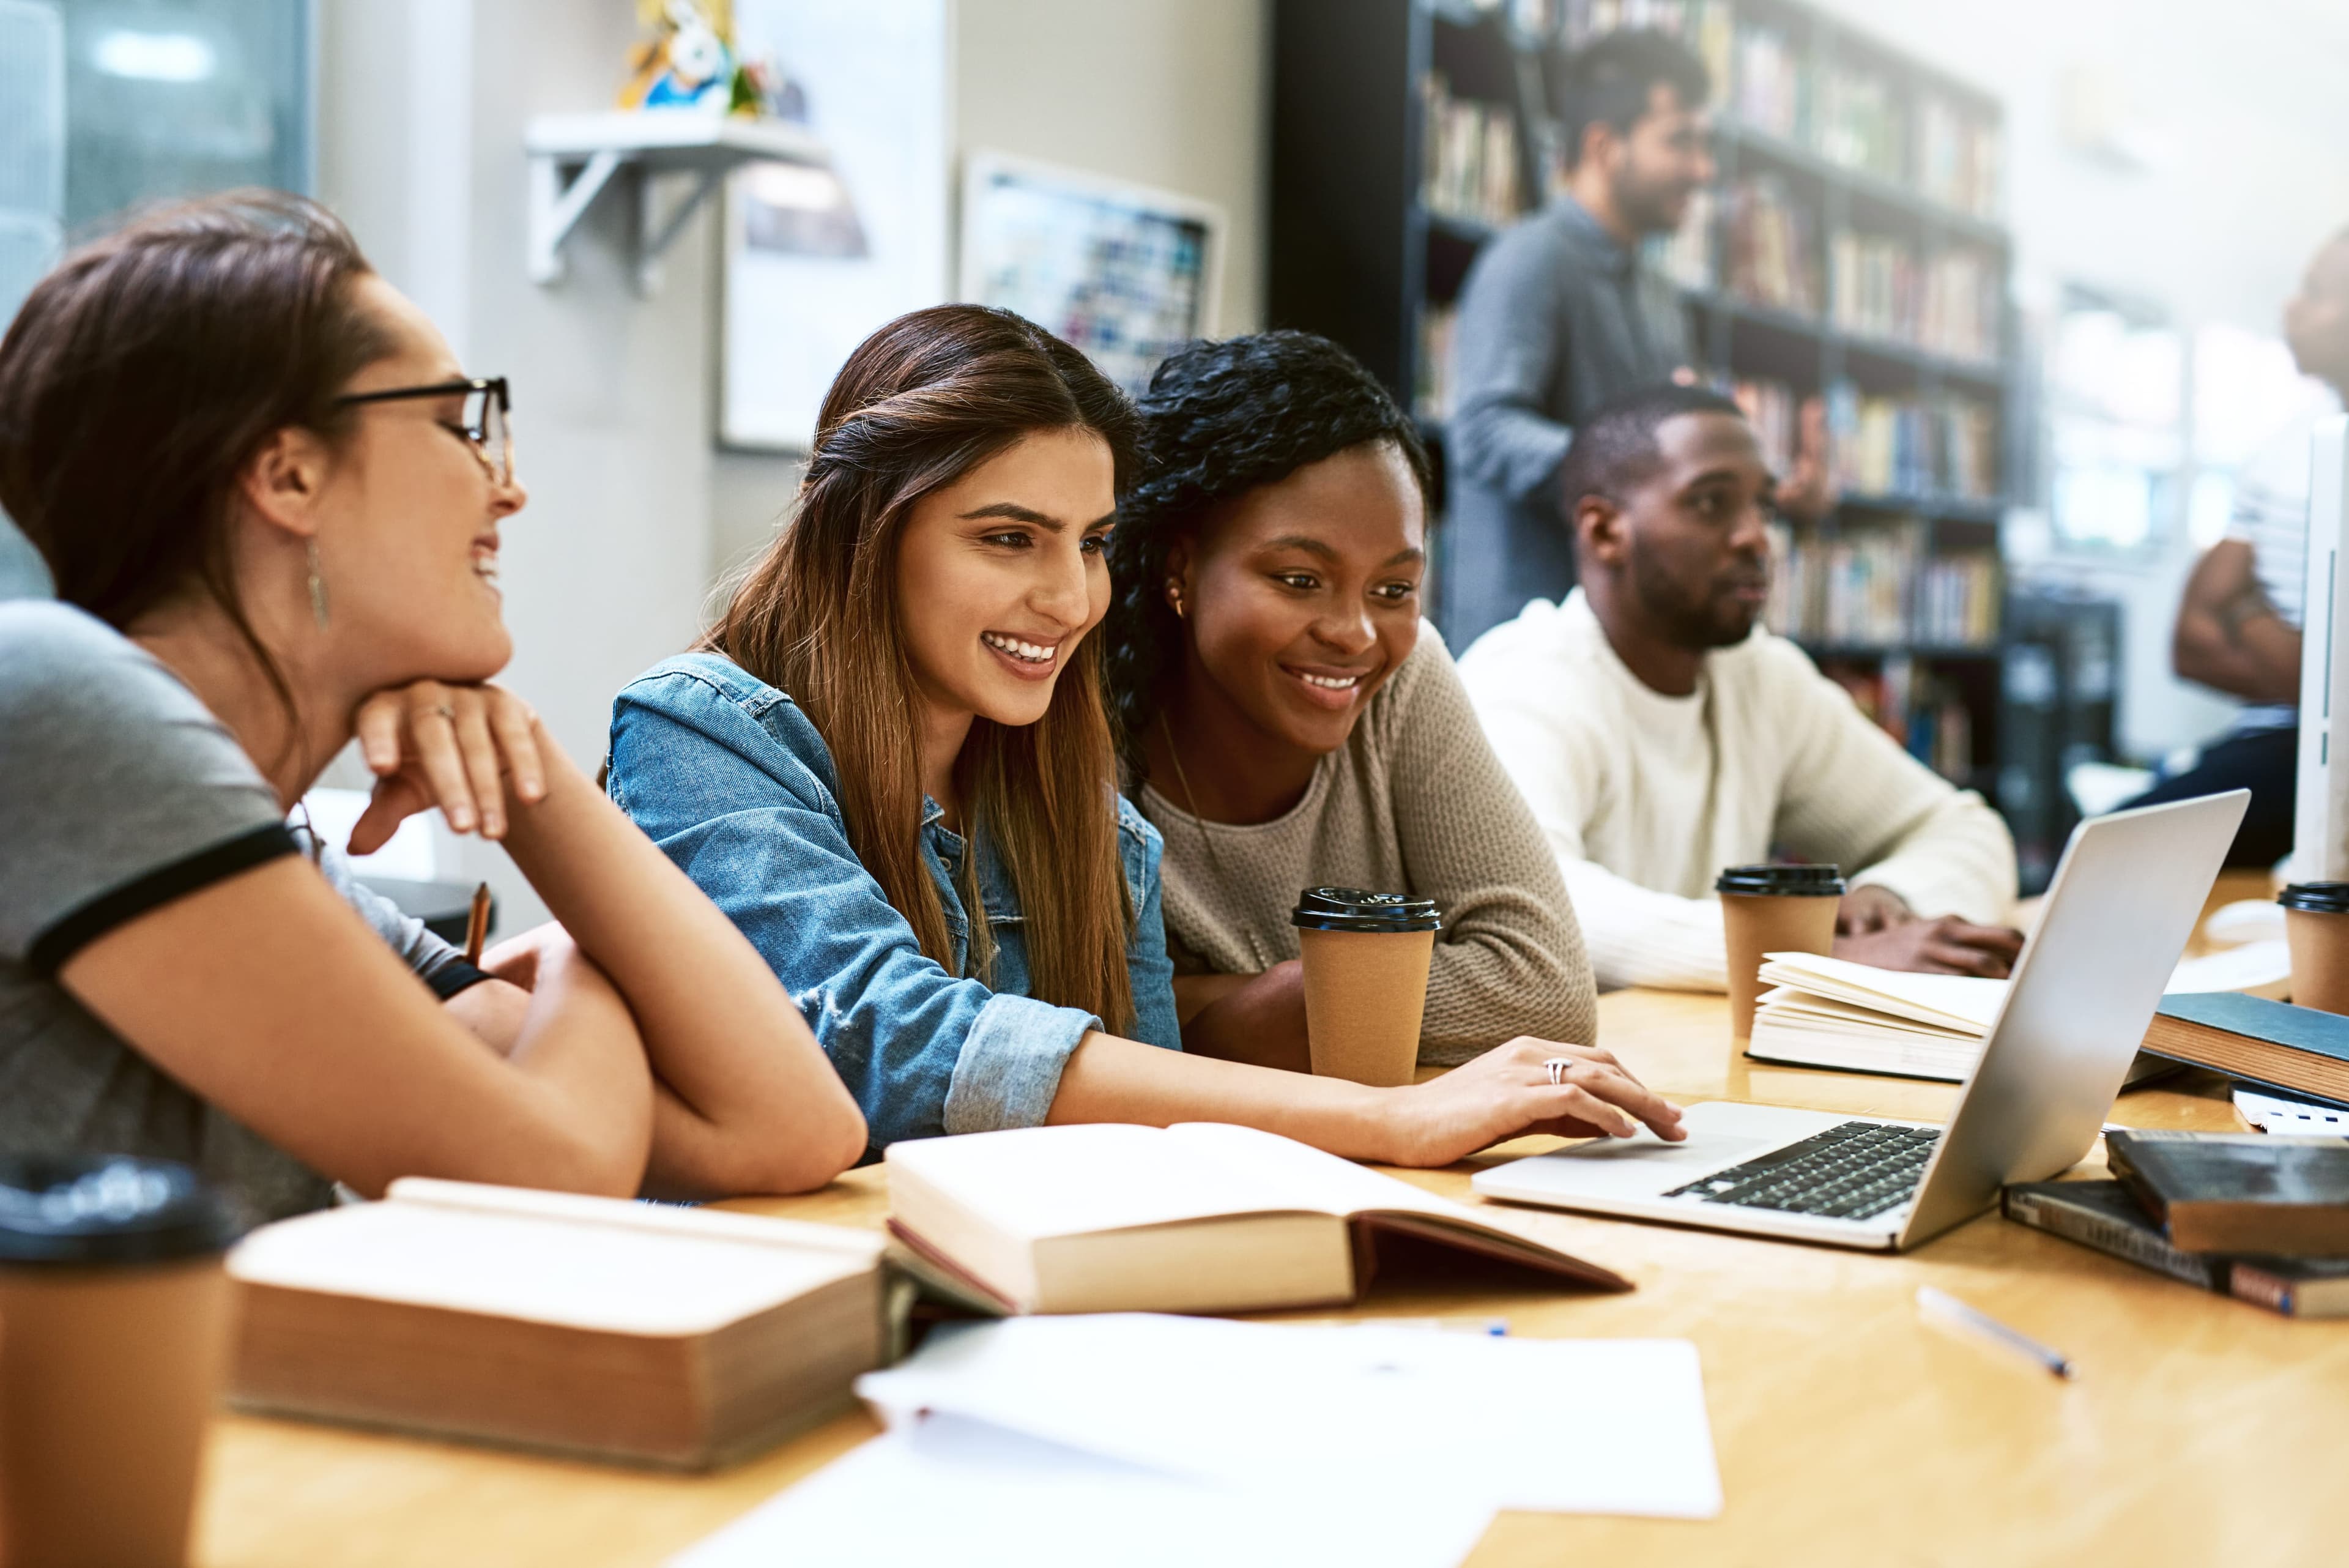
[1291,886,1442,934]
[0,1155,240,1266]
[2279,881,2349,915]
[1715,863,1848,897]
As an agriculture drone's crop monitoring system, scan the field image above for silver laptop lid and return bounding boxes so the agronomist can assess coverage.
[1897,790,2249,1247]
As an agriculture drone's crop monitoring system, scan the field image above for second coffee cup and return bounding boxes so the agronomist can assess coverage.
[1716,863,1847,1041]
[1291,887,1442,1087]
[2279,880,2349,1015]
[0,1154,240,1568]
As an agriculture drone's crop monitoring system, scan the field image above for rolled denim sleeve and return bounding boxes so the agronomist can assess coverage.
[943,993,1099,1133]
[608,666,1093,1154]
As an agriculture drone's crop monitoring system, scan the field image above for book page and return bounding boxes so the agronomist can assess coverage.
[1757,953,2002,1030]
[884,1124,1317,1242]
[231,1200,869,1336]
[1164,1122,1477,1220]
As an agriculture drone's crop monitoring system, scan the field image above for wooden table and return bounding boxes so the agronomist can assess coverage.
[197,876,2346,1568]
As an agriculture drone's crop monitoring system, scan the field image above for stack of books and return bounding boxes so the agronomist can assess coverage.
[2006,1132,2349,1320]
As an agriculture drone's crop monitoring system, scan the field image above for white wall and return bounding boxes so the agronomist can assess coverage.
[1809,0,2349,760]
[710,0,1270,581]
[319,0,1267,932]
[319,0,718,931]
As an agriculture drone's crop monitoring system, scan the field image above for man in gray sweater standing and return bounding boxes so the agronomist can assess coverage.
[1444,30,1714,647]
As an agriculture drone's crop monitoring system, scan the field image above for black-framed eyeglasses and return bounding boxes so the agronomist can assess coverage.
[335,377,516,487]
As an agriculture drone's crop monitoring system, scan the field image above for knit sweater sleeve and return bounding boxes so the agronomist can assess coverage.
[1767,643,2017,924]
[1381,631,1600,1060]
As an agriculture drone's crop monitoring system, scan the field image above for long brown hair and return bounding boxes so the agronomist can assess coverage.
[703,305,1142,1031]
[0,190,388,737]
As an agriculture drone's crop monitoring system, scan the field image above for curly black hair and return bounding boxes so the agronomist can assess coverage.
[1105,330,1431,779]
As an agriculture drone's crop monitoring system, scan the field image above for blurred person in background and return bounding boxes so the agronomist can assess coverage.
[1443,28,1830,648]
[2128,227,2349,866]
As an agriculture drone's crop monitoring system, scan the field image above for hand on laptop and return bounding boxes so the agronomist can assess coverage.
[1833,899,2024,978]
[1383,1039,1687,1167]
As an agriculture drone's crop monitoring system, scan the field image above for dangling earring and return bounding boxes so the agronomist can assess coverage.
[1165,579,1186,619]
[305,538,330,630]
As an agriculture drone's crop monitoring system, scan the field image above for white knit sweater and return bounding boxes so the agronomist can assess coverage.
[1458,591,2017,992]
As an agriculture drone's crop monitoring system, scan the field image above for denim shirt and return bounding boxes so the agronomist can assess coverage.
[606,652,1181,1157]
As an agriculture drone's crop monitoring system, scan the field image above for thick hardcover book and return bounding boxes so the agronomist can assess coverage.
[2104,1129,2349,1256]
[2002,1180,2349,1318]
[2000,1180,2227,1291]
[2139,993,2349,1105]
[229,1179,888,1468]
[883,1121,1630,1317]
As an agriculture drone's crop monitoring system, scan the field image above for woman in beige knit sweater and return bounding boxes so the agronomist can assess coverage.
[1104,332,1598,1069]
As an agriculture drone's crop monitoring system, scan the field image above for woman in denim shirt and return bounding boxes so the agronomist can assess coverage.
[610,305,1685,1164]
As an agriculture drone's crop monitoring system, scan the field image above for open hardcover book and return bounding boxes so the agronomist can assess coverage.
[228,1178,889,1468]
[883,1122,1630,1316]
[1745,942,2291,1083]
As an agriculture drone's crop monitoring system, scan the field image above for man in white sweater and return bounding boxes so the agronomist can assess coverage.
[1458,384,2021,992]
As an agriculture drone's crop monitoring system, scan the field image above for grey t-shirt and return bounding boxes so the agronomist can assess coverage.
[0,601,487,1225]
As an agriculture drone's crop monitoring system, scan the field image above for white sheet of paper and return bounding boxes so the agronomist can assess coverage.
[855,1313,1723,1520]
[666,1412,1492,1568]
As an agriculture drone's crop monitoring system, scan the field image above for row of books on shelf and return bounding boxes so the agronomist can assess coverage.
[1723,17,2002,219]
[1420,73,1523,228]
[1559,0,1734,86]
[1825,382,1998,500]
[1721,177,2000,359]
[1765,519,1998,647]
[1815,658,1976,782]
[1825,240,1998,362]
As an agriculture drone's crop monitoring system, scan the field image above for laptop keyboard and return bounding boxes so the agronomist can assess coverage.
[1662,1121,1939,1221]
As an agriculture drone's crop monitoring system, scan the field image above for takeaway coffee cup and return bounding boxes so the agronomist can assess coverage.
[0,1155,240,1568]
[1291,888,1443,1087]
[2279,881,2349,1016]
[1716,864,1848,1042]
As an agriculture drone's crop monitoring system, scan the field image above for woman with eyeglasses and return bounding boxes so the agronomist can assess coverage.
[0,191,865,1224]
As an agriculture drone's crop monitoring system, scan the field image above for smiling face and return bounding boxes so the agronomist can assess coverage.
[893,426,1117,737]
[1587,409,1775,650]
[1168,440,1426,757]
[306,275,525,688]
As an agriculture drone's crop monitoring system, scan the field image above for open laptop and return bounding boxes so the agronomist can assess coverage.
[1472,791,2251,1252]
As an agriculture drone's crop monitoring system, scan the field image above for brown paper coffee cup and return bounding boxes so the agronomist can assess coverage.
[1298,926,1438,1087]
[1716,864,1848,1042]
[0,1157,239,1568]
[0,1260,232,1568]
[2280,883,2349,1015]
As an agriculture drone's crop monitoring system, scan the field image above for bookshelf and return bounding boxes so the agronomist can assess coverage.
[1267,0,2014,800]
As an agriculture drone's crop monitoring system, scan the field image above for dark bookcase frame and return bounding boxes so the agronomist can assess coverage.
[1268,0,2021,808]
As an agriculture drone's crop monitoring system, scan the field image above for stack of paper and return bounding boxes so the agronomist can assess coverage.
[669,1315,1722,1568]
[1746,941,2293,1083]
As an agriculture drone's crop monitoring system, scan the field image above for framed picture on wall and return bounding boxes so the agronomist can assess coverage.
[957,149,1226,399]
[720,0,951,451]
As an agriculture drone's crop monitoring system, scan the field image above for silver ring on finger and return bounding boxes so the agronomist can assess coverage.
[431,703,458,723]
[1544,1056,1573,1086]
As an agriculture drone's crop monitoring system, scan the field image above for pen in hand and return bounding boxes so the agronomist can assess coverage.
[1916,1286,2076,1380]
